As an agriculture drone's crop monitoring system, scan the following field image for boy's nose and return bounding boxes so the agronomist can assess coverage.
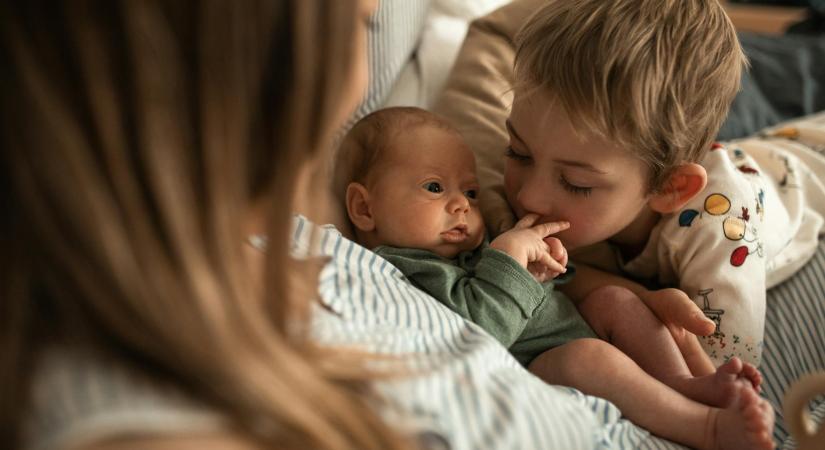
[517,175,553,217]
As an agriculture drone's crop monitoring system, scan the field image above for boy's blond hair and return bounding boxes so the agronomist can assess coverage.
[334,106,459,205]
[514,0,747,191]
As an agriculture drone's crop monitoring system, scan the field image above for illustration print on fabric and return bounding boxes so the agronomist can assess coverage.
[760,124,825,154]
[678,193,764,267]
[778,154,801,190]
[695,288,761,363]
[729,146,760,176]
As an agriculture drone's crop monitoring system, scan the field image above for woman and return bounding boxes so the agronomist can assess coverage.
[0,1,414,449]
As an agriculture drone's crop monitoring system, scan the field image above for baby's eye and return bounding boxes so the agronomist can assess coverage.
[423,182,443,193]
[464,189,478,199]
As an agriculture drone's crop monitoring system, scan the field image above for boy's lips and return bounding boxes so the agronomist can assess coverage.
[441,225,469,243]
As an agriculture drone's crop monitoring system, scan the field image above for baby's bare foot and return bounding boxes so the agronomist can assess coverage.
[705,384,774,450]
[740,361,762,392]
[666,357,746,407]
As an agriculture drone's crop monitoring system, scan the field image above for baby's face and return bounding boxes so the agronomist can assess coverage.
[504,89,652,250]
[367,126,485,258]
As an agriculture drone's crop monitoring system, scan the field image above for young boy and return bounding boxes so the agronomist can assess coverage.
[500,0,825,371]
[335,106,774,450]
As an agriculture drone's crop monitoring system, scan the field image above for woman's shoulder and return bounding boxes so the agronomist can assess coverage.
[23,348,225,450]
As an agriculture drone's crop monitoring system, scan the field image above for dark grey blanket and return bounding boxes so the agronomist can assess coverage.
[719,32,825,140]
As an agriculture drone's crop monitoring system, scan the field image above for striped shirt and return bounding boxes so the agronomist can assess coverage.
[23,215,825,449]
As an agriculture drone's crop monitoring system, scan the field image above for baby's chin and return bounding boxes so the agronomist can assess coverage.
[432,236,484,259]
[429,243,464,259]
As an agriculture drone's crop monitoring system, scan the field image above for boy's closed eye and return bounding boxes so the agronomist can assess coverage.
[559,175,592,197]
[505,146,532,164]
[506,145,593,197]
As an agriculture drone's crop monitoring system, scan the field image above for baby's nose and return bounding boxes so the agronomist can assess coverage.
[448,193,470,213]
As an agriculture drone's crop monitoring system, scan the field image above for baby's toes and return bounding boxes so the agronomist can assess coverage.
[741,363,762,391]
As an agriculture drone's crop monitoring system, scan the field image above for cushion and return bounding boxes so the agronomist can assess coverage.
[345,0,432,131]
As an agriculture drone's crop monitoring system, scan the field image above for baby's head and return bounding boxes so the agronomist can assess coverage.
[503,0,747,249]
[335,107,485,258]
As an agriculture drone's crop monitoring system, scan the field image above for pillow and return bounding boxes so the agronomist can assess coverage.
[382,0,513,109]
[717,32,825,141]
[345,0,432,131]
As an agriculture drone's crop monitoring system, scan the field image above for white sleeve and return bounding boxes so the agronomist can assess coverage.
[663,207,767,367]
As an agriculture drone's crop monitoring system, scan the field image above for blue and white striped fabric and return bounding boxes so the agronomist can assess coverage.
[762,238,825,449]
[300,218,682,450]
[343,0,431,133]
[300,216,825,449]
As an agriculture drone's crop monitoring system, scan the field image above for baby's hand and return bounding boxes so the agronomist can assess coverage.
[490,213,570,283]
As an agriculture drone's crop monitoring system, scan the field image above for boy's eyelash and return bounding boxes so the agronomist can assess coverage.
[505,146,531,163]
[505,145,591,196]
[559,175,592,197]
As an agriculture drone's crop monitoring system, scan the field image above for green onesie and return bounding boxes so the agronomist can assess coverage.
[375,244,596,366]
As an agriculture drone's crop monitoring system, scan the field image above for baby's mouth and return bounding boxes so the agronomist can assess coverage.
[441,224,469,243]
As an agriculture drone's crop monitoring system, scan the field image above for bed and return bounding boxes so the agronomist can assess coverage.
[329,0,825,447]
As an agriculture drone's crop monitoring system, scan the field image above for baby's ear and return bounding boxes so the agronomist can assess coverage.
[648,163,707,214]
[346,182,375,232]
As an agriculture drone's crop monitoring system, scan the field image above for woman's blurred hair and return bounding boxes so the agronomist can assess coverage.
[0,1,412,449]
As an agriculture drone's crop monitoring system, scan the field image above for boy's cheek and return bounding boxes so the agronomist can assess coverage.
[502,177,525,218]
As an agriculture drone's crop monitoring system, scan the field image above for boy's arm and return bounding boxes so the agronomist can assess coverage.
[670,226,768,366]
[379,247,546,349]
[558,264,717,339]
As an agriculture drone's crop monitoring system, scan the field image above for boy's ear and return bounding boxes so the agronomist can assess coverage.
[648,163,707,214]
[345,182,375,232]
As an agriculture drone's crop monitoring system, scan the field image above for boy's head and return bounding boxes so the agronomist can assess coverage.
[504,0,746,250]
[335,107,485,258]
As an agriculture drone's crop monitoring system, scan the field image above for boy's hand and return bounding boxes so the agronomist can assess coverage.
[490,213,570,282]
[639,288,717,337]
[639,288,718,376]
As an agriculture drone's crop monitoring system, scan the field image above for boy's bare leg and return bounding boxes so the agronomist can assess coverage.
[670,326,716,376]
[529,339,774,450]
[577,286,760,407]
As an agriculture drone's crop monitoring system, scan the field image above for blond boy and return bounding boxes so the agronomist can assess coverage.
[335,106,774,450]
[432,0,825,446]
[502,0,825,370]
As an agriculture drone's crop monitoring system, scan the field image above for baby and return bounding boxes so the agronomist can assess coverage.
[335,106,773,450]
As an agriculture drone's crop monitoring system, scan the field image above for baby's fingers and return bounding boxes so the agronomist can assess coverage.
[527,262,547,282]
[544,237,568,267]
[513,213,540,230]
[537,250,566,276]
[531,220,570,237]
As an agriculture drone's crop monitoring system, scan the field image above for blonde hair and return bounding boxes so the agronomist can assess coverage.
[0,2,413,449]
[334,106,458,204]
[514,0,747,191]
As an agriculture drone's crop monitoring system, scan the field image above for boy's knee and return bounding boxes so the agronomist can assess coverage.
[529,338,616,381]
[580,285,642,316]
[566,338,616,362]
